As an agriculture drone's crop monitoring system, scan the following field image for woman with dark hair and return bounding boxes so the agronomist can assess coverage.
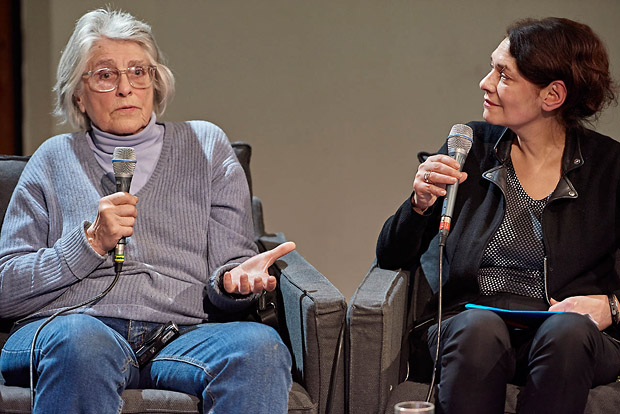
[377,17,619,413]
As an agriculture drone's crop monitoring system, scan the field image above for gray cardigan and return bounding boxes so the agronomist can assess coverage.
[0,121,259,324]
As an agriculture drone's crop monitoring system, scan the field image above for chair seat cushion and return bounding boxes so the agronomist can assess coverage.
[0,381,314,414]
[386,380,620,414]
[288,382,318,414]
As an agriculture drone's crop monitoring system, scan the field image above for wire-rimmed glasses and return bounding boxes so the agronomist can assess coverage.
[82,65,157,92]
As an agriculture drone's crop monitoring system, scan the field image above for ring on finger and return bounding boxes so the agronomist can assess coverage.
[423,171,433,184]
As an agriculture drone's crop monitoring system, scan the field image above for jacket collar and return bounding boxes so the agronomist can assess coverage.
[486,126,584,201]
[491,126,584,173]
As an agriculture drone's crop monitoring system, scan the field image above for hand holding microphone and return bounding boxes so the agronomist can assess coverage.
[85,148,137,271]
[412,124,473,215]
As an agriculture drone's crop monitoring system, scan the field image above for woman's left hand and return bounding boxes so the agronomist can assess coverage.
[549,295,612,330]
[222,242,296,295]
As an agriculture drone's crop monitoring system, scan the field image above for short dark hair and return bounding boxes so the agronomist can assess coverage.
[507,17,617,128]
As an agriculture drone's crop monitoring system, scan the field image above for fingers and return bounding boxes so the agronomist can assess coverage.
[264,276,277,292]
[269,241,296,260]
[109,191,139,204]
[548,297,565,311]
[223,272,252,295]
[412,155,467,212]
[86,193,139,254]
[548,297,573,312]
[419,155,465,186]
[223,272,277,295]
[223,271,234,293]
[263,241,296,268]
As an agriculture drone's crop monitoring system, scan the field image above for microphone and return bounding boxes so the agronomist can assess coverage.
[112,147,137,272]
[438,124,473,247]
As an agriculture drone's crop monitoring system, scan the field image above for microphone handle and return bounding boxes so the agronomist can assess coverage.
[439,149,467,246]
[114,175,133,271]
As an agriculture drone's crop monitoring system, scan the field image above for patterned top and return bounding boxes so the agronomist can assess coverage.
[478,159,549,298]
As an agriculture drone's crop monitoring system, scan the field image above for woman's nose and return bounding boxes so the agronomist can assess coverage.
[116,72,133,96]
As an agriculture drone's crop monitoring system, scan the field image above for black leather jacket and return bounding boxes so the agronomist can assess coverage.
[377,121,620,339]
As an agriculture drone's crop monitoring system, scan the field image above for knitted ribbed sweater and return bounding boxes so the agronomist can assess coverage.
[0,121,259,324]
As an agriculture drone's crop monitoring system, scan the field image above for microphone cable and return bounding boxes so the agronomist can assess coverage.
[28,269,122,410]
[425,124,472,403]
[425,245,444,403]
[27,146,135,409]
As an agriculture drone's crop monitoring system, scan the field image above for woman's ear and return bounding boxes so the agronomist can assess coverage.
[541,80,567,112]
[74,94,86,113]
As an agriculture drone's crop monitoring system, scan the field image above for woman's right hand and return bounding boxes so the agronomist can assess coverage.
[85,192,139,255]
[412,154,468,214]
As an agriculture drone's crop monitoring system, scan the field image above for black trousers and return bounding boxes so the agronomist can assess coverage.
[426,309,620,414]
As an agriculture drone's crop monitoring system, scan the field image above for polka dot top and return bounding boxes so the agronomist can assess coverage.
[478,159,549,298]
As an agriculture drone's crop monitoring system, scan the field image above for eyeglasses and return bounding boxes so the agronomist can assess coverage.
[81,65,157,92]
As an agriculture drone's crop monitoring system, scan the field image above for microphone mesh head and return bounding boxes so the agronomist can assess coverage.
[447,124,474,155]
[112,147,137,177]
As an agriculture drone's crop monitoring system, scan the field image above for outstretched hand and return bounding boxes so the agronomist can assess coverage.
[223,241,296,295]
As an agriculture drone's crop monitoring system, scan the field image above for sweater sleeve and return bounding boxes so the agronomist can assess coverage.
[0,156,106,319]
[204,129,260,312]
[376,142,449,271]
[376,193,440,270]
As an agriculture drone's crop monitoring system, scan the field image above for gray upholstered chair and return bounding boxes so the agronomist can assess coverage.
[0,142,346,414]
[347,263,620,414]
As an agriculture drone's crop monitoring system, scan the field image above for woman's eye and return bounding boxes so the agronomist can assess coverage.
[98,71,113,80]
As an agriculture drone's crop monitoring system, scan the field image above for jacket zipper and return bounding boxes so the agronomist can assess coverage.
[543,256,550,305]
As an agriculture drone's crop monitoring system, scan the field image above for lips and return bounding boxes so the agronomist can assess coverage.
[114,106,140,114]
[484,98,499,107]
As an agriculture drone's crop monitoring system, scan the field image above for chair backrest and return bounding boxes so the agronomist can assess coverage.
[0,155,30,227]
[0,155,30,333]
[231,141,253,198]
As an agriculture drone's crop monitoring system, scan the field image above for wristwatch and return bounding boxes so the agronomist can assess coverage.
[608,294,620,325]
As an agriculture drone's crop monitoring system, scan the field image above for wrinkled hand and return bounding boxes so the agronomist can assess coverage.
[412,154,468,214]
[549,295,611,330]
[223,241,296,295]
[86,192,139,256]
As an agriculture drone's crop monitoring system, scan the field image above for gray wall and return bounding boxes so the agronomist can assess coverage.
[21,0,620,299]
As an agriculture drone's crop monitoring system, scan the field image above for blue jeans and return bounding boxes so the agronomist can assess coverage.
[0,314,292,414]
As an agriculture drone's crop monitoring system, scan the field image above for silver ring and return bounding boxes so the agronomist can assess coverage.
[423,171,432,184]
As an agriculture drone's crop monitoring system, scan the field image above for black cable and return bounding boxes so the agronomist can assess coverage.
[425,246,444,403]
[29,269,122,410]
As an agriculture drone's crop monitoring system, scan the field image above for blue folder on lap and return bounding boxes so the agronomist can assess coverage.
[465,303,562,329]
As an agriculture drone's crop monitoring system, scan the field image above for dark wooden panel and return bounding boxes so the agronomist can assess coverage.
[0,0,22,155]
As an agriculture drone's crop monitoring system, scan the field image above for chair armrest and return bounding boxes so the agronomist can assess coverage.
[252,196,267,239]
[347,262,410,414]
[258,233,346,414]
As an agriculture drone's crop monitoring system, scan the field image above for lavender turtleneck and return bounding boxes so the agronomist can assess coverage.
[86,113,164,194]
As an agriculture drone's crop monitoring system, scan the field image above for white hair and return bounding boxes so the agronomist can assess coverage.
[53,8,175,130]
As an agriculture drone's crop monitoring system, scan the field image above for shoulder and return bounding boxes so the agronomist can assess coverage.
[164,120,227,141]
[578,128,620,175]
[164,120,233,152]
[162,121,239,167]
[579,128,620,152]
[24,133,83,172]
[466,121,507,146]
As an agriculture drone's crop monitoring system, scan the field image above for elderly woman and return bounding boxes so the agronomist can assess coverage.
[377,17,619,414]
[0,9,293,413]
